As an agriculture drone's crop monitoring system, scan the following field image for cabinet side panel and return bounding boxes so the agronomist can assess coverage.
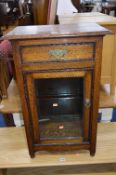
[12,41,35,157]
[90,37,103,156]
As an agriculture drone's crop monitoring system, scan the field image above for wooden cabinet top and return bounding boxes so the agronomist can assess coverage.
[4,23,109,40]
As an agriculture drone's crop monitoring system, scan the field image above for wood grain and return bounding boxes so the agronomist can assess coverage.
[32,0,50,25]
[90,37,103,156]
[0,79,21,113]
[3,23,109,40]
[0,59,10,99]
[0,123,115,168]
[83,71,92,141]
[21,43,94,63]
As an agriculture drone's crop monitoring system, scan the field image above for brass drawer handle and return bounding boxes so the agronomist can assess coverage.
[49,49,67,60]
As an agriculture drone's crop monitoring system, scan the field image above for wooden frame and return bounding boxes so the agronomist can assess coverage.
[4,24,108,157]
[25,70,92,147]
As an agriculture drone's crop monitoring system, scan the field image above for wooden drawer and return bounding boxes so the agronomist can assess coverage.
[20,43,95,64]
[37,97,83,117]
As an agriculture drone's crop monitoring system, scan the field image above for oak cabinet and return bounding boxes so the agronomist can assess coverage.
[5,23,109,157]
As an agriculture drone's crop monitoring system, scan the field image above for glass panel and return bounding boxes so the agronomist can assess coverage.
[34,77,83,141]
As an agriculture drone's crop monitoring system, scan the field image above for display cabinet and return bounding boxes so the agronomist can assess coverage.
[5,23,109,157]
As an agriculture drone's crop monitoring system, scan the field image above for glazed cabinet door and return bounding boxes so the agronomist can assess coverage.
[25,70,92,150]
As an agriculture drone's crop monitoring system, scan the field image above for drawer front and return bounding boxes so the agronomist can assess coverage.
[37,97,83,118]
[20,43,95,64]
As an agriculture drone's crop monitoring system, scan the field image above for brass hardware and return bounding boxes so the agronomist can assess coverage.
[85,98,91,108]
[49,49,67,60]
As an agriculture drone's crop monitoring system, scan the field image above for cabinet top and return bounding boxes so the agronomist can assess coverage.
[4,23,110,40]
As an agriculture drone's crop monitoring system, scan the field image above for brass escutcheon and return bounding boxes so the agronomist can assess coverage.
[49,49,67,60]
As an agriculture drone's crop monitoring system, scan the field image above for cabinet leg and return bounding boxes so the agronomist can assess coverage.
[90,149,96,157]
[0,169,7,175]
[90,130,97,157]
[30,151,35,158]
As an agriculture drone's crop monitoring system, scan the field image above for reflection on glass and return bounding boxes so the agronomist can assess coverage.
[35,78,83,141]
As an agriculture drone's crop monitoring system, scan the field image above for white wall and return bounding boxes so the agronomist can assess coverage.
[57,0,103,15]
[57,0,77,15]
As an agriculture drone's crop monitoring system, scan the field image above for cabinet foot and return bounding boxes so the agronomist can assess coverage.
[90,149,96,156]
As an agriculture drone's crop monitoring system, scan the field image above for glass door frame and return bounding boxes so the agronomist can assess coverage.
[25,70,92,145]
